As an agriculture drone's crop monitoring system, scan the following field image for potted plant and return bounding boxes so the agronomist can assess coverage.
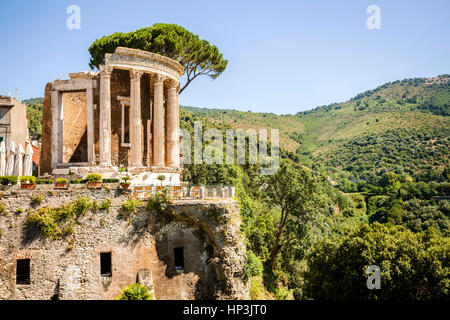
[86,173,103,189]
[157,174,166,186]
[20,176,36,189]
[120,176,131,189]
[54,178,69,189]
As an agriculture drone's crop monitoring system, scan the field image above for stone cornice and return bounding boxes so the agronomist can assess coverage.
[104,47,184,81]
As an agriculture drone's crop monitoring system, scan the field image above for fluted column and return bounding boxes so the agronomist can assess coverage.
[152,74,165,167]
[165,80,180,168]
[130,69,144,167]
[99,65,113,166]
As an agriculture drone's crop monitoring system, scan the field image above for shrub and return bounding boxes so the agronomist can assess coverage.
[99,199,112,212]
[245,250,264,278]
[102,178,120,183]
[118,198,142,219]
[20,176,36,184]
[116,283,154,300]
[249,276,270,300]
[70,179,86,184]
[0,202,6,215]
[146,189,170,215]
[55,178,69,184]
[30,194,44,205]
[36,179,53,185]
[26,196,96,239]
[0,176,18,185]
[86,173,102,182]
[72,197,93,216]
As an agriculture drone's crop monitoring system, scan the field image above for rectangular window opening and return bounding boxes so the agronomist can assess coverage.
[16,259,30,285]
[174,247,184,270]
[100,252,112,277]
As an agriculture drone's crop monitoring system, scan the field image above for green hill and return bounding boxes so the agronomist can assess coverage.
[23,97,44,140]
[184,74,450,181]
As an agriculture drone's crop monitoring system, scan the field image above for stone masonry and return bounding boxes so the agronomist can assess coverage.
[39,48,184,186]
[0,186,249,300]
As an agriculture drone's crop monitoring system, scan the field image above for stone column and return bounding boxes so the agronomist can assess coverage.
[165,80,180,168]
[152,74,165,167]
[86,82,95,164]
[99,65,113,166]
[130,69,144,167]
[50,90,62,168]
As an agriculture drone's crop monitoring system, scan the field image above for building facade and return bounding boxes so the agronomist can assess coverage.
[0,96,29,148]
[40,47,183,184]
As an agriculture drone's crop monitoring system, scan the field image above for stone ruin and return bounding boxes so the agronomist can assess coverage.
[40,47,185,185]
[0,188,249,300]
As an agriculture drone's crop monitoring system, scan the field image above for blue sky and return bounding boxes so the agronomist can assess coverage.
[0,0,449,114]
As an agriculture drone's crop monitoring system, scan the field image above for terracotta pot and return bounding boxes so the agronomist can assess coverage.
[20,183,35,190]
[87,181,103,189]
[120,183,130,189]
[55,182,69,189]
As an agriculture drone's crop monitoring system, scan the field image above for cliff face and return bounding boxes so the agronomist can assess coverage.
[0,187,249,300]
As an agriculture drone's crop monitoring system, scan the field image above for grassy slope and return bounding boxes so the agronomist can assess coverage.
[183,75,450,177]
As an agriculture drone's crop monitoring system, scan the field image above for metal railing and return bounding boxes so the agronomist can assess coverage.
[132,185,235,200]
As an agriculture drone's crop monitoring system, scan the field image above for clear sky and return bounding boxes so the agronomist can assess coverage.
[0,0,449,114]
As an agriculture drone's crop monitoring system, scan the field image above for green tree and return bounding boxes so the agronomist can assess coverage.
[303,223,450,300]
[262,160,320,265]
[88,23,228,93]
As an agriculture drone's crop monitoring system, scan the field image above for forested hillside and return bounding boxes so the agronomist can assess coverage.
[183,74,449,182]
[23,97,43,140]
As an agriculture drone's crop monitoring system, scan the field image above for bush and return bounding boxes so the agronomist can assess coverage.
[36,179,53,185]
[55,178,68,184]
[20,176,36,184]
[118,198,142,219]
[0,202,6,215]
[86,173,102,182]
[249,276,271,300]
[26,196,96,239]
[146,189,170,215]
[116,283,154,300]
[70,179,86,184]
[30,194,44,205]
[102,178,120,183]
[245,250,264,278]
[99,199,112,212]
[0,176,18,185]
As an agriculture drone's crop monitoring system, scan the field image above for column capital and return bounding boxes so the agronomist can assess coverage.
[99,65,113,78]
[130,69,144,80]
[167,79,178,90]
[153,73,165,83]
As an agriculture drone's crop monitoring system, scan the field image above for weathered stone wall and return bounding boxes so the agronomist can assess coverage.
[62,91,88,163]
[0,187,249,300]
